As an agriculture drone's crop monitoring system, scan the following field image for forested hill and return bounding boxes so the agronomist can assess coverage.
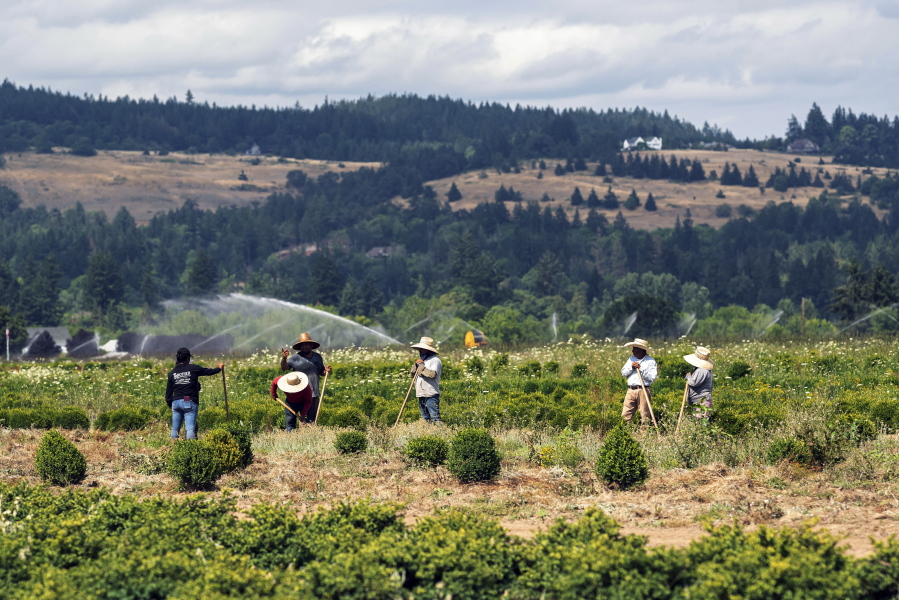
[0,80,729,168]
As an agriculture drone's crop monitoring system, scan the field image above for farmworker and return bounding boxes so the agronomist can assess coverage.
[271,371,312,430]
[280,332,332,423]
[683,346,714,422]
[620,338,658,424]
[165,347,224,440]
[410,336,443,424]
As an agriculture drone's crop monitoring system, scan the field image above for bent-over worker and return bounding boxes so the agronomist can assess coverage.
[271,371,312,431]
[280,332,332,423]
[684,346,714,423]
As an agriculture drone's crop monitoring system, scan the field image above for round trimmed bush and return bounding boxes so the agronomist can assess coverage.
[1,408,52,429]
[404,435,449,467]
[205,429,242,474]
[766,437,814,466]
[35,430,87,485]
[95,406,155,431]
[52,407,90,430]
[323,407,368,431]
[447,428,501,483]
[166,439,223,490]
[725,361,752,379]
[595,425,648,489]
[570,363,589,378]
[335,430,368,454]
[219,421,254,467]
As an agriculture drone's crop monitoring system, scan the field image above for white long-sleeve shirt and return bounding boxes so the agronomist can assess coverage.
[411,355,442,397]
[621,355,658,387]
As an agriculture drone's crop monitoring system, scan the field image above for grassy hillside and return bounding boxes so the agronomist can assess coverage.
[0,150,378,223]
[425,149,890,229]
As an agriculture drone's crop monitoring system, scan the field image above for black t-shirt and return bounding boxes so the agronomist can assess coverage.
[165,363,221,406]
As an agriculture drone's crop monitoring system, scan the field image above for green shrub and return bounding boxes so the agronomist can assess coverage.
[520,361,542,377]
[323,407,368,431]
[205,429,243,473]
[594,425,648,489]
[490,353,509,373]
[543,361,560,375]
[335,430,368,454]
[0,407,52,428]
[403,435,449,467]
[34,430,87,485]
[166,439,223,490]
[447,428,501,483]
[725,360,752,379]
[570,363,589,378]
[766,437,814,466]
[464,355,485,375]
[538,428,584,469]
[219,421,254,467]
[52,407,90,429]
[95,406,155,431]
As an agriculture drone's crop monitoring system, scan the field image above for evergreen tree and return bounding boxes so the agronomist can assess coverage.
[338,280,365,316]
[446,182,462,203]
[586,188,601,208]
[554,163,565,176]
[743,165,760,187]
[84,251,124,313]
[0,305,27,352]
[0,260,19,308]
[623,189,641,210]
[310,253,344,306]
[586,208,608,233]
[183,249,219,296]
[140,266,161,308]
[20,255,63,325]
[602,187,619,209]
[570,187,584,206]
[689,160,705,181]
[360,275,385,316]
[831,259,868,322]
[644,193,657,211]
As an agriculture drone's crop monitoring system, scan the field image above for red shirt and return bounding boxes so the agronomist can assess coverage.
[271,376,313,404]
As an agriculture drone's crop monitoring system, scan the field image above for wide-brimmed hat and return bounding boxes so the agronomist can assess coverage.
[277,371,309,393]
[684,346,714,370]
[411,336,438,354]
[623,338,650,352]
[292,332,320,351]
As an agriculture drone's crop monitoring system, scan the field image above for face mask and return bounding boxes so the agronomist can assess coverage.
[419,351,428,359]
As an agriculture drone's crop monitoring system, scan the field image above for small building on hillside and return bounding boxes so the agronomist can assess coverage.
[786,138,820,154]
[622,136,663,151]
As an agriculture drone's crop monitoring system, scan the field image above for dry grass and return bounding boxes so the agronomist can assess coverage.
[5,424,899,556]
[0,150,379,223]
[421,149,890,230]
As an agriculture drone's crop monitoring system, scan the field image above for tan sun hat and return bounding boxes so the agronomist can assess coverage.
[623,338,650,352]
[684,346,714,370]
[277,371,309,393]
[291,332,320,351]
[411,336,438,354]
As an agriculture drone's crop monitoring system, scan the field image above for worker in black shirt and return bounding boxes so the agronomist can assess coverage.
[165,347,224,440]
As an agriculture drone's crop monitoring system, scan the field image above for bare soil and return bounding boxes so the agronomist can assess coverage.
[0,150,379,223]
[4,427,898,557]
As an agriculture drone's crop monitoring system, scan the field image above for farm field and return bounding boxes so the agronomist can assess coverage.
[3,339,899,541]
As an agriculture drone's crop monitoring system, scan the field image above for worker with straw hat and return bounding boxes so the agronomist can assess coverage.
[410,336,443,424]
[683,346,714,423]
[620,338,658,425]
[280,332,331,423]
[271,371,311,431]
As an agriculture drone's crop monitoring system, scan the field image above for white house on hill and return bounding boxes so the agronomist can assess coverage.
[622,136,663,151]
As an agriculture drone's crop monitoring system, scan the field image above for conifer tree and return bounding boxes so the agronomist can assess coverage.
[586,188,601,208]
[446,182,462,203]
[570,187,584,206]
[602,187,619,209]
[644,193,657,211]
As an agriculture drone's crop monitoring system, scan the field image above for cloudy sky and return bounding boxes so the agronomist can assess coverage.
[2,0,897,139]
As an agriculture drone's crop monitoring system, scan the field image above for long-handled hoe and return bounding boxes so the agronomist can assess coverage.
[675,381,690,434]
[314,370,330,425]
[636,368,660,438]
[221,365,230,423]
[395,364,423,427]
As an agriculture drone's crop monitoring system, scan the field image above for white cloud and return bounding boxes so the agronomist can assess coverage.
[0,0,896,138]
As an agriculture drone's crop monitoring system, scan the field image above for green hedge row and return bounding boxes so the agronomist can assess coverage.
[0,482,895,599]
[0,406,89,429]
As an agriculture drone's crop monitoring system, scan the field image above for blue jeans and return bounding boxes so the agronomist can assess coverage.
[418,395,441,423]
[171,398,198,439]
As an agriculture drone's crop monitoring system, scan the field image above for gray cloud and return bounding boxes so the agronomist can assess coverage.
[0,1,896,138]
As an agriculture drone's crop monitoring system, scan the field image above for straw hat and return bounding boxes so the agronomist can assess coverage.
[277,371,309,393]
[623,338,650,352]
[684,346,714,370]
[410,336,438,354]
[291,332,320,351]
